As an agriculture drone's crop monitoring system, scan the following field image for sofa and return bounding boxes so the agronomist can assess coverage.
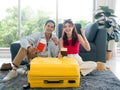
[10,22,107,65]
[10,41,28,65]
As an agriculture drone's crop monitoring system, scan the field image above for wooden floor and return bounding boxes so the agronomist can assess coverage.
[0,56,120,80]
[106,56,120,80]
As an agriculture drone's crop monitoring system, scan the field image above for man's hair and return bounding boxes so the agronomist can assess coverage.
[45,20,55,28]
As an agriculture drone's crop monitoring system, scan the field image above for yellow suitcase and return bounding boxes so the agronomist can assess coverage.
[28,57,80,88]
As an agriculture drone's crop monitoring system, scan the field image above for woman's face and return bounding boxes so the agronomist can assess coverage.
[63,23,73,34]
[45,22,55,34]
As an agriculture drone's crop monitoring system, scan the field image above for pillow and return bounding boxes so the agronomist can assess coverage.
[85,23,98,42]
[57,23,63,39]
[75,23,81,34]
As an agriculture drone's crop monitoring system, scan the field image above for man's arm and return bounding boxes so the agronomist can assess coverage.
[20,32,40,49]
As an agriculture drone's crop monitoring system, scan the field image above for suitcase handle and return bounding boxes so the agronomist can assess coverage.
[44,80,63,84]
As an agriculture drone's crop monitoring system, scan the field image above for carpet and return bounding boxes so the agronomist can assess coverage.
[0,70,120,90]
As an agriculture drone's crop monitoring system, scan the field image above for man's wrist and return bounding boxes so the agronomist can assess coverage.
[27,46,31,50]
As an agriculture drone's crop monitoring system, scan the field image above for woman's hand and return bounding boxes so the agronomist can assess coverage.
[78,28,91,51]
[81,28,85,37]
[58,52,62,59]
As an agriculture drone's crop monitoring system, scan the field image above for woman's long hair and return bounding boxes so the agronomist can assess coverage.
[62,19,78,46]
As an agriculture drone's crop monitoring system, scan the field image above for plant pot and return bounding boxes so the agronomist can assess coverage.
[106,50,112,60]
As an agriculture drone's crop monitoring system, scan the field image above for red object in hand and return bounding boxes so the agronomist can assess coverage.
[37,39,46,52]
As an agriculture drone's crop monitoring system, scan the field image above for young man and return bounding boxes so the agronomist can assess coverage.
[2,20,59,82]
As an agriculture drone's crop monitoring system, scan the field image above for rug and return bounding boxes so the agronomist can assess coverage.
[0,70,120,90]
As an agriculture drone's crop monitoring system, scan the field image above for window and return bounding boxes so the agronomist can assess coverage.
[115,0,120,49]
[0,0,18,47]
[0,0,93,48]
[21,0,57,37]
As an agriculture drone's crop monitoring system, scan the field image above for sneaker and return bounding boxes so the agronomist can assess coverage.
[17,68,26,75]
[2,70,18,82]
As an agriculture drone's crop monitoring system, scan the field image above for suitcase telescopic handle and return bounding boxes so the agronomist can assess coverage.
[44,80,63,84]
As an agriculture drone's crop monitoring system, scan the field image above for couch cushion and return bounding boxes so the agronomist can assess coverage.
[85,23,98,42]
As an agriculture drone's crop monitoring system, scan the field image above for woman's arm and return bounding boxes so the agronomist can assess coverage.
[78,29,91,51]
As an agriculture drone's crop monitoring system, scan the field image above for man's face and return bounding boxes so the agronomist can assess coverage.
[45,22,55,34]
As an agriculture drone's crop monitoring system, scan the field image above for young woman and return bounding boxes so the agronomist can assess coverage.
[2,20,59,82]
[58,19,97,76]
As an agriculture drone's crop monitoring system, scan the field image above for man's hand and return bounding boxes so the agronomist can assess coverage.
[52,37,58,45]
[27,46,38,62]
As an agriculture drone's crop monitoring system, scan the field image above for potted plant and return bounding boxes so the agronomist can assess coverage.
[94,6,120,60]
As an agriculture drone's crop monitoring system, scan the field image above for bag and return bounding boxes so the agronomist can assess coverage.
[0,63,12,71]
[27,57,80,88]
